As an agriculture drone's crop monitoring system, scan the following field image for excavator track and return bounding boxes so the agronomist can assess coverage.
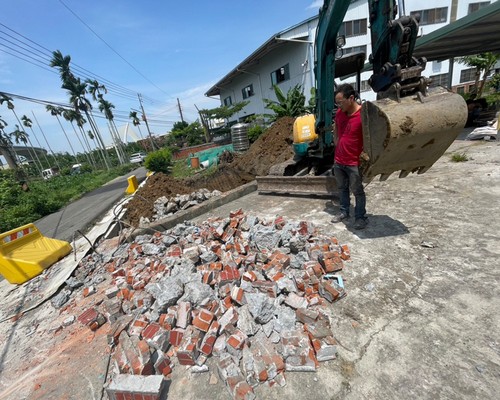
[256,175,337,196]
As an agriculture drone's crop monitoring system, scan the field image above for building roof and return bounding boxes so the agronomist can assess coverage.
[414,1,500,61]
[205,16,317,97]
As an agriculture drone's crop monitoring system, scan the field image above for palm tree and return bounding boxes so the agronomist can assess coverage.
[20,115,46,173]
[0,94,43,174]
[0,116,18,169]
[45,106,79,164]
[460,52,500,98]
[129,110,149,151]
[50,50,111,170]
[62,108,96,168]
[98,95,126,163]
[86,79,107,100]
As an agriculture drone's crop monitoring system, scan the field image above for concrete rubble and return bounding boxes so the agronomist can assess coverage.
[140,188,222,225]
[56,209,349,399]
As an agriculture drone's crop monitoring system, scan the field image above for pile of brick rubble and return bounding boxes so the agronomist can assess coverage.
[141,189,222,224]
[73,209,349,399]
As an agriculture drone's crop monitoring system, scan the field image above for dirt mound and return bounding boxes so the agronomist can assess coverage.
[124,116,295,226]
[230,116,295,176]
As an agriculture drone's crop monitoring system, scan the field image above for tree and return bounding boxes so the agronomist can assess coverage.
[98,95,126,164]
[198,101,250,142]
[51,50,111,170]
[0,116,18,169]
[460,52,500,98]
[166,121,205,148]
[263,84,308,121]
[45,106,79,164]
[128,110,148,150]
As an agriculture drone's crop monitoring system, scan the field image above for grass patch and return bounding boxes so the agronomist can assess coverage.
[451,152,469,162]
[171,159,219,179]
[0,164,136,232]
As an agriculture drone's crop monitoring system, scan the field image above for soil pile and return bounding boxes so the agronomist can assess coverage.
[124,116,295,226]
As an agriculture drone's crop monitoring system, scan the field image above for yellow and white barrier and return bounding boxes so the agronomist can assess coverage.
[0,223,72,284]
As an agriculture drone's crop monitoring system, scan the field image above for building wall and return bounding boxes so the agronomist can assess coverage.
[220,40,314,123]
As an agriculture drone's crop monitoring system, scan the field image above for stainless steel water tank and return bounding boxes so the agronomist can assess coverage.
[231,123,250,152]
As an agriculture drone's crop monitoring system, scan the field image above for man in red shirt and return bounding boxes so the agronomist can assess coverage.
[331,83,367,229]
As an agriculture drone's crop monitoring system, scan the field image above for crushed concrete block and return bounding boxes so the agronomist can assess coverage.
[245,292,276,324]
[284,292,308,309]
[176,301,192,329]
[105,374,169,400]
[51,289,72,309]
[141,243,165,256]
[251,226,281,251]
[107,315,134,346]
[272,305,297,333]
[145,276,184,312]
[236,305,260,336]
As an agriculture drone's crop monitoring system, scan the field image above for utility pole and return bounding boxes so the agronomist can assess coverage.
[177,98,184,123]
[137,93,157,151]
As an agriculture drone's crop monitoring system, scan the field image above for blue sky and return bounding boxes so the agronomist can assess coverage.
[0,0,322,155]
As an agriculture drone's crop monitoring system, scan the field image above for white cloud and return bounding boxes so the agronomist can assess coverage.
[307,0,323,10]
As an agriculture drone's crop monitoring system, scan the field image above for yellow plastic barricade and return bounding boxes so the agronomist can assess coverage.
[126,175,138,194]
[0,223,72,284]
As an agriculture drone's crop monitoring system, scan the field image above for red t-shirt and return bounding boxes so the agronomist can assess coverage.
[334,107,363,166]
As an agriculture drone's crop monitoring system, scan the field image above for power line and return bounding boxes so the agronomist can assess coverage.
[0,22,167,106]
[58,0,173,99]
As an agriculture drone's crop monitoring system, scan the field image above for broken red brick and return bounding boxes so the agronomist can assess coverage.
[169,328,185,347]
[192,309,215,332]
[230,286,245,305]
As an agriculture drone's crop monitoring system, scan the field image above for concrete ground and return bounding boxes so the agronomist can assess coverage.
[0,139,498,399]
[166,139,500,399]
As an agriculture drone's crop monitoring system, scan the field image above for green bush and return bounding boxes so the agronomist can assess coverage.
[0,165,140,232]
[144,148,173,174]
[248,125,264,143]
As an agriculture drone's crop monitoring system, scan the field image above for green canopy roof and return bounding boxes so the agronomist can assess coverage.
[414,1,500,61]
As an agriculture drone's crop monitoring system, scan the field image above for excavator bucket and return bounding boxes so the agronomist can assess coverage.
[361,86,468,182]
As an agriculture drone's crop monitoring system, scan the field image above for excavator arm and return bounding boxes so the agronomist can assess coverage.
[313,0,467,182]
[258,0,467,195]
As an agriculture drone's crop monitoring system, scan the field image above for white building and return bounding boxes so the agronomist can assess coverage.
[205,0,499,124]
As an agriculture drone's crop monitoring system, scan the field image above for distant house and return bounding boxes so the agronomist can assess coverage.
[206,0,500,124]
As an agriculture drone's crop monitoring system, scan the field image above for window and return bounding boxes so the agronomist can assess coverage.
[468,2,490,14]
[410,7,448,25]
[432,60,442,73]
[460,68,477,83]
[360,80,370,92]
[223,96,232,106]
[271,64,290,85]
[242,84,254,99]
[343,45,367,56]
[455,86,465,94]
[339,18,367,37]
[346,80,370,92]
[429,73,449,87]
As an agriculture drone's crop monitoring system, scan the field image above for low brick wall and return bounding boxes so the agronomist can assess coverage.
[173,143,218,160]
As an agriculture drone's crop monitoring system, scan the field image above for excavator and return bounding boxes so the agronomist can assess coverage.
[256,0,468,195]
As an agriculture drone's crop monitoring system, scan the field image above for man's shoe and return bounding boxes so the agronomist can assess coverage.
[331,212,349,223]
[354,218,368,230]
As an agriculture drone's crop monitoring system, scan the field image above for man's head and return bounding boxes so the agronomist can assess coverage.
[335,83,359,114]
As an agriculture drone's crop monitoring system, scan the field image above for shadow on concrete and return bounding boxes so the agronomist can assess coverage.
[346,214,409,238]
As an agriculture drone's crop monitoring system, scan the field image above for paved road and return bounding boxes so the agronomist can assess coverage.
[34,166,147,242]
